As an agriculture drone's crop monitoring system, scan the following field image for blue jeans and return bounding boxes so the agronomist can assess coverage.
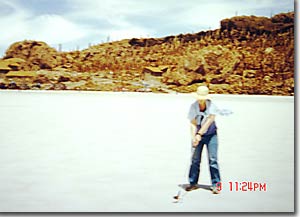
[188,133,221,186]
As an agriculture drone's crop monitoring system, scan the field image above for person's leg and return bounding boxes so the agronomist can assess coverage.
[206,134,221,187]
[188,142,204,185]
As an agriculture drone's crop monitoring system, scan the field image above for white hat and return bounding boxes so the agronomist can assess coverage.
[194,85,210,100]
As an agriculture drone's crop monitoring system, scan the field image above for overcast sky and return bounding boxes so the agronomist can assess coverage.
[0,0,294,56]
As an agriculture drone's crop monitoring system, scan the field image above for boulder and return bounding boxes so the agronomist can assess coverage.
[0,79,6,89]
[3,40,60,71]
[0,61,11,73]
[208,84,230,94]
[5,71,37,78]
[162,70,203,86]
[220,12,294,35]
[170,45,242,86]
[143,66,168,76]
[243,70,257,78]
[7,81,18,89]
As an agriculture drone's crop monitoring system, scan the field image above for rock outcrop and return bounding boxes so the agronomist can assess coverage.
[0,12,294,95]
[4,41,61,71]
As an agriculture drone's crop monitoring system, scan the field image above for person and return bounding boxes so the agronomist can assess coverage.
[186,85,221,194]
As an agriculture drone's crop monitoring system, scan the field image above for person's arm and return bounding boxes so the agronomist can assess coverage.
[192,114,215,147]
[196,114,215,136]
[190,118,205,147]
[190,119,197,138]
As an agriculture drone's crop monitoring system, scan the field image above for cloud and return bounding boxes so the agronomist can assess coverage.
[0,1,29,47]
[108,28,151,41]
[0,0,295,56]
[0,0,160,55]
[64,0,159,37]
[64,0,294,36]
[26,15,88,44]
[0,0,95,54]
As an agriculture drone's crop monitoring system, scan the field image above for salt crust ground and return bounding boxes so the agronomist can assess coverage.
[0,90,294,212]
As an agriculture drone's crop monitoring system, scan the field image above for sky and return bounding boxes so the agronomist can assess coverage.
[0,0,294,57]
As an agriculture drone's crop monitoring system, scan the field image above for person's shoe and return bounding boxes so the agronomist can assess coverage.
[185,184,198,191]
[211,186,220,194]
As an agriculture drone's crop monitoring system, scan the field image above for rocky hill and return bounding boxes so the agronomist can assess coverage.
[0,12,294,95]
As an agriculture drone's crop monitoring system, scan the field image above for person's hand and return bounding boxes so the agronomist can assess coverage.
[192,134,201,147]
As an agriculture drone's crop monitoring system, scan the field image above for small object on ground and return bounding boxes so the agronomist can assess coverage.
[173,195,179,200]
[172,190,187,203]
[173,191,182,203]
